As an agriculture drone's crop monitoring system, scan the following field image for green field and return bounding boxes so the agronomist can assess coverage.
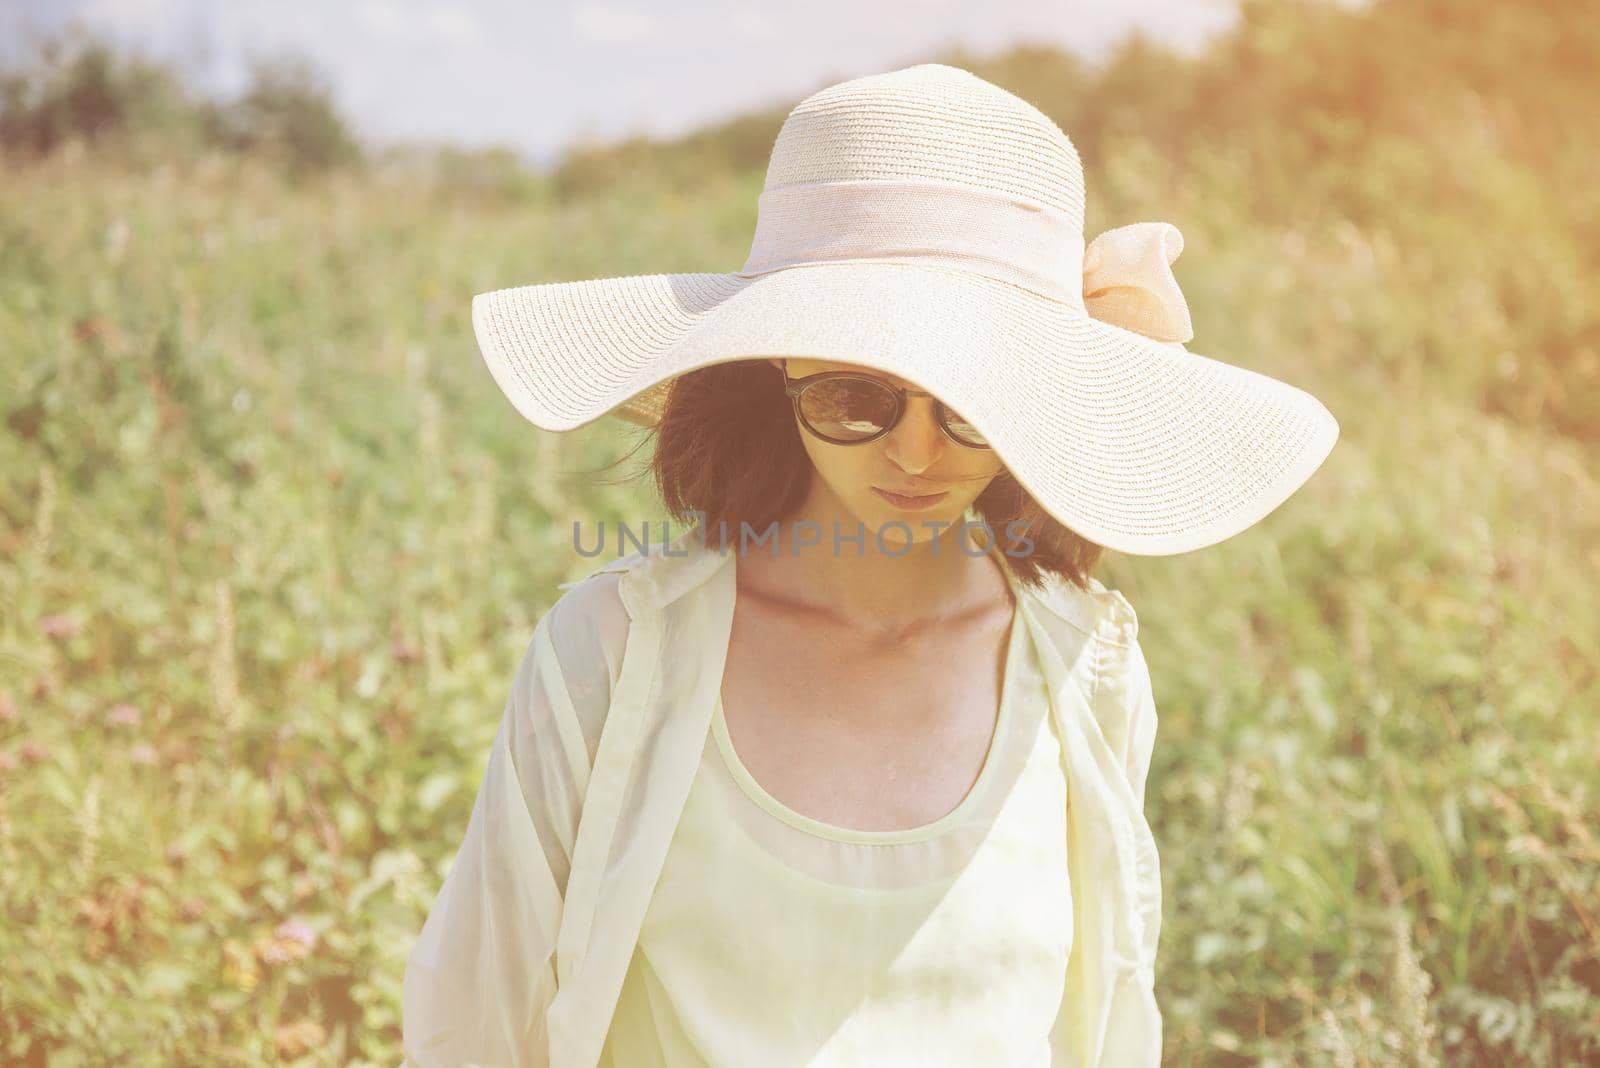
[2,1,1598,1064]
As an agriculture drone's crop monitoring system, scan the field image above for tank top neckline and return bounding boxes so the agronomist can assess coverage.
[711,594,1025,846]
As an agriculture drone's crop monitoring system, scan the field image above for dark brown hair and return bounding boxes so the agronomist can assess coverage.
[608,360,1105,594]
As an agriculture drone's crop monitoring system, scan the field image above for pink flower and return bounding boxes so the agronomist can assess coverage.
[257,940,292,965]
[129,743,158,766]
[0,750,17,773]
[275,920,317,952]
[0,691,16,723]
[255,920,316,965]
[107,703,142,729]
[19,740,50,763]
[40,615,82,640]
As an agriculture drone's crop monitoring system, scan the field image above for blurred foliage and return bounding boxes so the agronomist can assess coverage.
[0,36,195,157]
[200,56,362,178]
[551,110,791,203]
[1,0,1598,1064]
[0,29,360,176]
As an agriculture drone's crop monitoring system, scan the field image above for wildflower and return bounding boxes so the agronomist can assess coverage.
[19,740,50,763]
[275,919,318,954]
[0,691,16,722]
[0,750,17,773]
[129,743,158,766]
[107,703,142,729]
[40,615,82,640]
[274,1019,326,1058]
[73,316,110,343]
[257,937,293,965]
[255,919,317,965]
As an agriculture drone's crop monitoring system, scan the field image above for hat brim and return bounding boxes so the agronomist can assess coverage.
[471,261,1339,556]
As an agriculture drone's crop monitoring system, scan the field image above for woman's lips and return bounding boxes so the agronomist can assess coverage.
[873,487,950,511]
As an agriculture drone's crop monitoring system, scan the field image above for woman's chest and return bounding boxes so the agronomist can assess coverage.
[716,598,1021,834]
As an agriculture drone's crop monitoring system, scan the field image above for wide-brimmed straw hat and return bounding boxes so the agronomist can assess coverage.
[471,63,1339,556]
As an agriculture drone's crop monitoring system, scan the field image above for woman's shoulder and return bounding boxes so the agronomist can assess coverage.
[545,568,632,692]
[1027,570,1139,649]
[499,568,634,776]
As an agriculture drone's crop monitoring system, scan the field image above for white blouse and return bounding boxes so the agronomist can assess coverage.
[402,530,1163,1067]
[600,596,1074,1064]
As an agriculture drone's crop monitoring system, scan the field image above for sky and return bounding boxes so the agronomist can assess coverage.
[3,0,1243,168]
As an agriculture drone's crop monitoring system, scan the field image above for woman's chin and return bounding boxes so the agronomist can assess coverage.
[863,508,963,547]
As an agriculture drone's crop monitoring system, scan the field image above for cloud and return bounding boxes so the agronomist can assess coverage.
[570,1,669,44]
[356,0,486,46]
[723,6,779,41]
[427,5,485,44]
[78,0,183,33]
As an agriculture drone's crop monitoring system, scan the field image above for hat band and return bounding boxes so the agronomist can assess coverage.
[737,179,1088,309]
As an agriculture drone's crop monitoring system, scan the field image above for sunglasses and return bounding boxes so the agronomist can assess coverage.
[779,359,991,450]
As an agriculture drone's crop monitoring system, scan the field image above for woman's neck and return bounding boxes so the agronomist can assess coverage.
[727,496,1013,637]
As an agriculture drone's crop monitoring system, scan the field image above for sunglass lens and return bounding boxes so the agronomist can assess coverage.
[798,379,898,443]
[941,405,989,448]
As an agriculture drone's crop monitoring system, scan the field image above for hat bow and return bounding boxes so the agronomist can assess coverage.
[1082,221,1194,348]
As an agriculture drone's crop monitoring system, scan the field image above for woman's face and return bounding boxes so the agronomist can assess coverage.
[767,356,1006,548]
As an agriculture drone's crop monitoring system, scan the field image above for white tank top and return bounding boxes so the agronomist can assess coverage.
[599,599,1073,1066]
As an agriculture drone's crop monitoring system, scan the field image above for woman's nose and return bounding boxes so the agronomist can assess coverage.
[882,398,945,472]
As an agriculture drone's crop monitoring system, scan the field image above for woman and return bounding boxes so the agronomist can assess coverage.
[403,64,1339,1067]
